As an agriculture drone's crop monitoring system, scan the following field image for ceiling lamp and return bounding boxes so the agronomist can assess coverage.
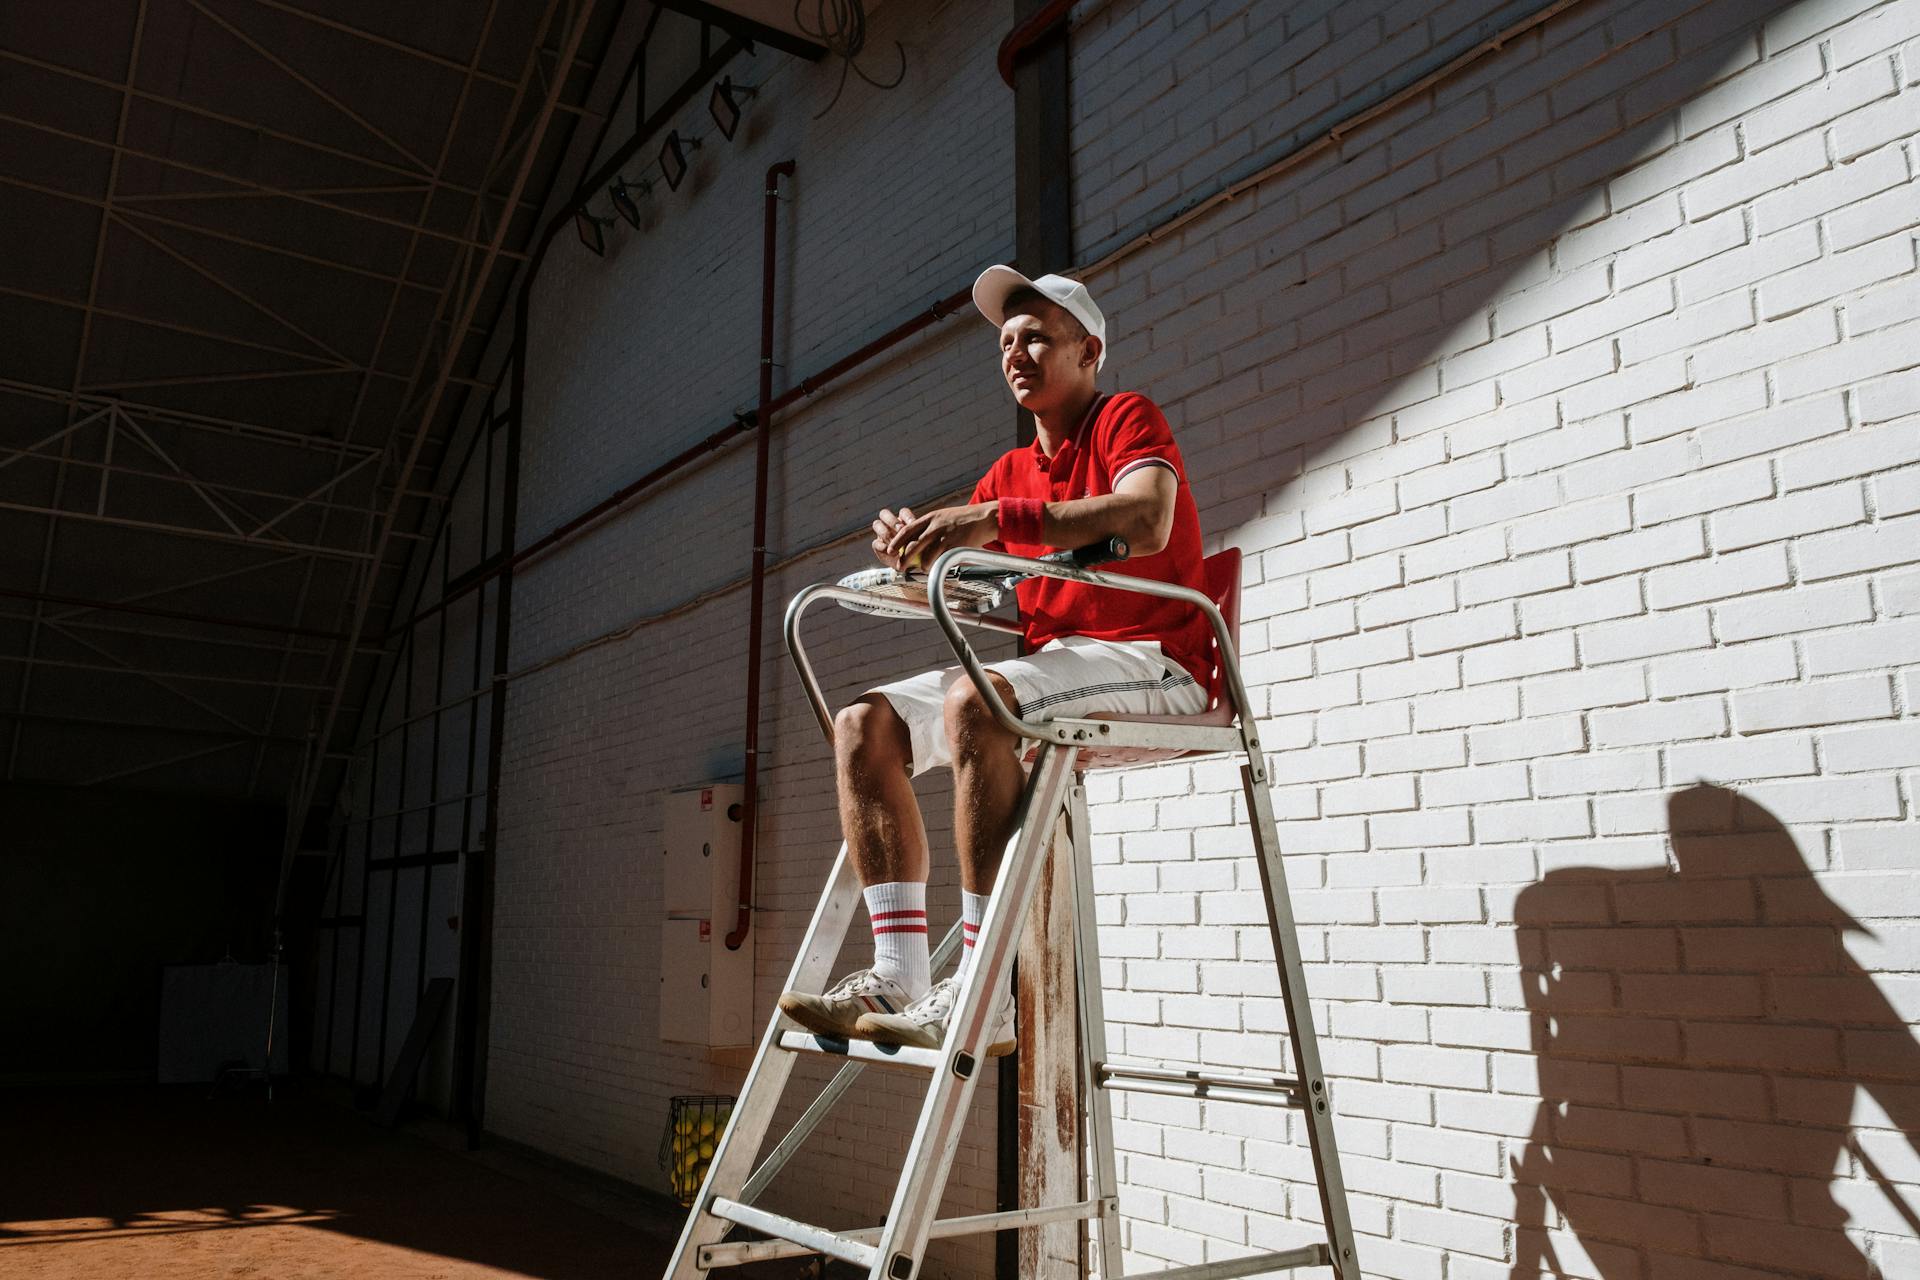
[708,77,757,141]
[574,208,613,256]
[609,176,651,229]
[659,130,702,192]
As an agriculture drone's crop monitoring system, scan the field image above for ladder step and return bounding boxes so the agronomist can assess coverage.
[776,1030,942,1071]
[1114,1242,1330,1280]
[1099,1061,1304,1108]
[698,1199,1113,1269]
[707,1196,878,1270]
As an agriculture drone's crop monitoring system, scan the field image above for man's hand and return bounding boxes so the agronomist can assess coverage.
[871,507,917,569]
[885,503,1000,572]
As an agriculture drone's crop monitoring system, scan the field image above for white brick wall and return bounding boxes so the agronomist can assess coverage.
[356,0,1920,1275]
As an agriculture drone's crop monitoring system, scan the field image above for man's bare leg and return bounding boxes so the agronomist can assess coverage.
[834,694,928,884]
[778,694,930,1039]
[945,673,1025,897]
[847,674,1024,1055]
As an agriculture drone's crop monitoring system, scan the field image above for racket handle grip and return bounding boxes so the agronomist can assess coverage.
[1051,536,1129,569]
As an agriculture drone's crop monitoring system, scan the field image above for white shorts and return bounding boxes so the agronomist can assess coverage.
[868,636,1208,777]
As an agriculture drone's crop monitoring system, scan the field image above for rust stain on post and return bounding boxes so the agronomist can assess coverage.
[1016,812,1081,1279]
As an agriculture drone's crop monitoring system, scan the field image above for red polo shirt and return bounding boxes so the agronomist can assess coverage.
[970,392,1212,685]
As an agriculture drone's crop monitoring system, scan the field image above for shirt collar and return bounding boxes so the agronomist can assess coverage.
[1029,393,1107,470]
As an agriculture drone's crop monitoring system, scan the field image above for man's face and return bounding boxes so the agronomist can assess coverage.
[998,302,1096,414]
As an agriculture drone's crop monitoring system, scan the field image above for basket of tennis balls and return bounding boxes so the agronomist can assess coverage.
[659,1094,735,1204]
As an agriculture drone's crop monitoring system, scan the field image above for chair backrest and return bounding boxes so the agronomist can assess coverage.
[1199,547,1242,709]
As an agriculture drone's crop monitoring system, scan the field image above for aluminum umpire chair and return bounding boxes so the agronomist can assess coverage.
[662,545,1361,1280]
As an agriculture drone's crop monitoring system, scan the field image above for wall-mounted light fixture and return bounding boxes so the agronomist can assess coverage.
[609,176,651,229]
[574,209,613,256]
[659,130,702,192]
[708,77,757,141]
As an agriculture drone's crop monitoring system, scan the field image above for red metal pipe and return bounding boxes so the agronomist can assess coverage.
[729,160,795,950]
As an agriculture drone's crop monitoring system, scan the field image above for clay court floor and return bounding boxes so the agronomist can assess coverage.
[0,1084,790,1280]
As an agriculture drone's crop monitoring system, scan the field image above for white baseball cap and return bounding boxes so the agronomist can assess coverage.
[972,265,1107,370]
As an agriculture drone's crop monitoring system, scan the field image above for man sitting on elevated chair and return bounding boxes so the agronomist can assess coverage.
[779,265,1214,1055]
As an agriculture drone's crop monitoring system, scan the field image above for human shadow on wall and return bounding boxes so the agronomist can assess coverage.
[1509,784,1920,1280]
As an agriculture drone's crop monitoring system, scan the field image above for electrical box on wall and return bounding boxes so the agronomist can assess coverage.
[659,783,754,1048]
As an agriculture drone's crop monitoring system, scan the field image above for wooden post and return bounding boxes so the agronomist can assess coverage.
[1015,810,1081,1278]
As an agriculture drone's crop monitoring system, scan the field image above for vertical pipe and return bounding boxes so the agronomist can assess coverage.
[726,159,794,952]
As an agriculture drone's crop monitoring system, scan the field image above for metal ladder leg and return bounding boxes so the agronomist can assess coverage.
[866,743,1079,1280]
[1239,760,1362,1280]
[662,841,864,1280]
[1067,779,1125,1280]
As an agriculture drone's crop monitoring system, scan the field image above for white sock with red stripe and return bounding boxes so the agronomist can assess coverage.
[954,889,991,985]
[863,881,930,997]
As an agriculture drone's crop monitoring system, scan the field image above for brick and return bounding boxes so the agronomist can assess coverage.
[1371,807,1472,849]
[1556,283,1680,355]
[1645,544,1791,607]
[1833,88,1920,159]
[1575,521,1708,582]
[1762,233,1917,321]
[1680,222,1823,306]
[1412,603,1517,655]
[1560,355,1691,426]
[1356,578,1455,628]
[1669,732,1817,781]
[1859,366,1920,423]
[1630,372,1768,443]
[1470,709,1583,762]
[1367,730,1466,775]
[1696,394,1850,467]
[1732,675,1896,732]
[1459,553,1573,605]
[1753,141,1907,235]
[1501,342,1617,409]
[1399,452,1504,510]
[1741,774,1903,822]
[1803,616,1920,676]
[1648,638,1797,702]
[1616,207,1748,288]
[1829,0,1920,67]
[1780,422,1920,491]
[1559,433,1696,505]
[1774,316,1920,400]
[1617,288,1753,367]
[1829,181,1920,251]
[1591,695,1727,747]
[1422,762,1528,807]
[1510,496,1633,553]
[1581,608,1712,664]
[1534,749,1659,796]
[1878,464,1920,516]
[1525,665,1648,715]
[1361,654,1462,701]
[1686,132,1831,220]
[1495,263,1609,333]
[1715,579,1876,642]
[1796,513,1920,580]
[1709,483,1868,551]
[1519,577,1644,634]
[1679,43,1824,136]
[1609,126,1741,210]
[1413,685,1520,734]
[1745,55,1901,151]
[1691,306,1838,386]
[1637,456,1774,525]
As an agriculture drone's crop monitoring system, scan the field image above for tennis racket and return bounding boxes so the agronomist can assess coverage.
[834,537,1130,619]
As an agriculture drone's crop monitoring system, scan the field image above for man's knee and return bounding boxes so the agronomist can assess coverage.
[836,696,910,776]
[943,675,1018,754]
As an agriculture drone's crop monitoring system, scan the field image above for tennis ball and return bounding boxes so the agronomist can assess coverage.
[697,1116,717,1137]
[699,1139,716,1160]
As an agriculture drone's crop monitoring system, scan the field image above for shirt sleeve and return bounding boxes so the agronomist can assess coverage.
[1095,393,1184,487]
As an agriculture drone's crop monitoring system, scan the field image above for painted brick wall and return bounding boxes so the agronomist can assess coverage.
[471,0,1920,1276]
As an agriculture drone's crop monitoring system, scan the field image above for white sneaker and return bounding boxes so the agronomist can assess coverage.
[778,968,916,1041]
[854,977,1016,1056]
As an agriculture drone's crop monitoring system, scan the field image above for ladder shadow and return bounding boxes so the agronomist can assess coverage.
[1508,783,1920,1279]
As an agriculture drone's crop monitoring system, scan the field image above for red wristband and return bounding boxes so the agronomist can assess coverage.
[996,496,1044,545]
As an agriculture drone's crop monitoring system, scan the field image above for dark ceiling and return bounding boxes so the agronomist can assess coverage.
[0,0,626,800]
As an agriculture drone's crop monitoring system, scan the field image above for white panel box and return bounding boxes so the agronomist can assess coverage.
[659,784,754,1047]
